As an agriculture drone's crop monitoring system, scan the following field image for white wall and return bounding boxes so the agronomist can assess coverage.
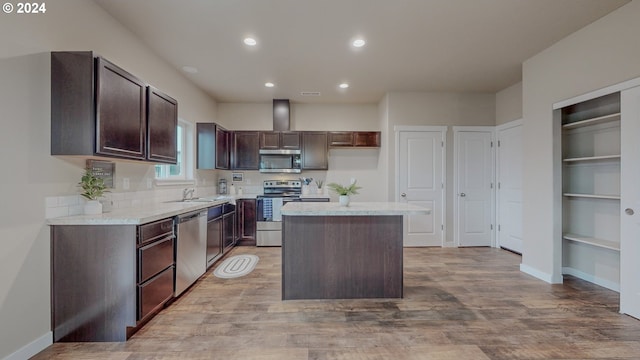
[217,102,386,201]
[384,92,496,244]
[521,0,640,282]
[496,82,523,125]
[0,0,218,358]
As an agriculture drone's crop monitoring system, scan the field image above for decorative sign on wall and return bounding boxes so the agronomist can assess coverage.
[232,172,244,182]
[86,160,115,188]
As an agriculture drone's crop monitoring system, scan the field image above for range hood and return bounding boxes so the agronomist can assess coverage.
[273,99,290,131]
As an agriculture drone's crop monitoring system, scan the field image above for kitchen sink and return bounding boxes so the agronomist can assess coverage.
[165,198,216,203]
[165,195,230,204]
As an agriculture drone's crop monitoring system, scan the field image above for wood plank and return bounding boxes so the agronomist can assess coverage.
[33,247,640,360]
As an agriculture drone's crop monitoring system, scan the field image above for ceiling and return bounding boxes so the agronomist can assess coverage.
[94,0,628,104]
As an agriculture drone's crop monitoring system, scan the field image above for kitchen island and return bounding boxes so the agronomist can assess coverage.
[280,202,430,300]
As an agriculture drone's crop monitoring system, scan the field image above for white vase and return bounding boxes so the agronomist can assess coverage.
[316,188,324,195]
[84,200,103,215]
[339,195,350,207]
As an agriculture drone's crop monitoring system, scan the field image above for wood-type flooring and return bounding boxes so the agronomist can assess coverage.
[33,247,640,359]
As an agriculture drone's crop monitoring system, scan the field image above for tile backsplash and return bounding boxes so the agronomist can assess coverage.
[45,185,220,219]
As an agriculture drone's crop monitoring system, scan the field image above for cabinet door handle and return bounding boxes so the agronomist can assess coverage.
[625,208,635,215]
[401,193,407,198]
[460,193,466,197]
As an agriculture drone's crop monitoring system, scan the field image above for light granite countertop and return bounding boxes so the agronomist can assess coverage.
[46,194,256,226]
[280,202,430,216]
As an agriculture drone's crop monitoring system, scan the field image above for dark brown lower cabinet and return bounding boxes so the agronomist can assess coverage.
[51,217,175,342]
[282,215,403,300]
[223,210,236,250]
[236,199,256,246]
[138,266,174,320]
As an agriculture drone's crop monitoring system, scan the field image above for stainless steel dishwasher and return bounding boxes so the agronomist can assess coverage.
[175,210,207,296]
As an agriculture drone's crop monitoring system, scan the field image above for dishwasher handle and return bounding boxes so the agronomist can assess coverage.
[178,211,206,223]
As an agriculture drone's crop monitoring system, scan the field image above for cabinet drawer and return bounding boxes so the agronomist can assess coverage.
[138,236,175,283]
[138,266,174,321]
[139,217,174,245]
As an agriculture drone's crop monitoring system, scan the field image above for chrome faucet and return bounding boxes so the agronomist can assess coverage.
[182,188,195,201]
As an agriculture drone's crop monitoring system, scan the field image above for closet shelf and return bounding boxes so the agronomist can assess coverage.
[563,155,621,162]
[562,112,621,129]
[563,193,620,200]
[563,233,620,251]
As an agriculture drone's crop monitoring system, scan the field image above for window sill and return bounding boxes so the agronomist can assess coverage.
[155,179,196,187]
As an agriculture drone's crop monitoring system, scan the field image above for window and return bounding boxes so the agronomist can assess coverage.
[155,119,194,184]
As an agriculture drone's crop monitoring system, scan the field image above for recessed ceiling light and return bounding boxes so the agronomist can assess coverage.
[339,83,349,89]
[352,39,366,47]
[244,37,257,46]
[265,82,275,88]
[181,66,198,74]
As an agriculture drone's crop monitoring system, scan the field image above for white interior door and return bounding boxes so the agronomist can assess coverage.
[397,127,445,247]
[454,128,494,247]
[497,121,523,253]
[620,86,640,319]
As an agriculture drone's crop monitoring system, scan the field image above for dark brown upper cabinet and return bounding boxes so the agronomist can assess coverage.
[197,123,229,170]
[328,132,354,147]
[328,131,381,148]
[231,131,260,170]
[216,127,230,169]
[259,131,301,150]
[301,131,328,170]
[354,132,381,147]
[51,51,177,163]
[147,86,177,164]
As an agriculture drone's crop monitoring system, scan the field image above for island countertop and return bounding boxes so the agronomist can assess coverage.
[281,201,430,216]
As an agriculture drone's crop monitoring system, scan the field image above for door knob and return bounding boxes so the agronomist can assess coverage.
[401,193,407,198]
[460,193,466,197]
[625,208,634,215]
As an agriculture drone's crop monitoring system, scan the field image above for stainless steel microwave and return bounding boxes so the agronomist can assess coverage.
[259,149,302,173]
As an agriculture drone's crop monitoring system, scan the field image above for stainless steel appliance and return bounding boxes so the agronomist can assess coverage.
[257,180,301,246]
[175,210,207,296]
[259,149,302,173]
[256,180,328,246]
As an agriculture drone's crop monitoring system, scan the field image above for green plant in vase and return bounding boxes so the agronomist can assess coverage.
[78,169,109,214]
[327,181,362,206]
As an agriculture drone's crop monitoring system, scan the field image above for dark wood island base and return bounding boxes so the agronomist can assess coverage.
[282,215,403,300]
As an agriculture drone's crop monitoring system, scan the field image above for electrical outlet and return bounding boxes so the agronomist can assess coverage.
[122,178,130,190]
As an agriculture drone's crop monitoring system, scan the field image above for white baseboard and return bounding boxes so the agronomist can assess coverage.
[3,332,52,360]
[562,267,620,292]
[520,263,563,284]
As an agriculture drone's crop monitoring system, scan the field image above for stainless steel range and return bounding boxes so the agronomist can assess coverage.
[256,180,301,247]
[256,180,329,246]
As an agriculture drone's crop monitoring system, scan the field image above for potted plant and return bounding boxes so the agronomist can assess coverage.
[315,180,324,194]
[78,169,109,214]
[327,181,362,207]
